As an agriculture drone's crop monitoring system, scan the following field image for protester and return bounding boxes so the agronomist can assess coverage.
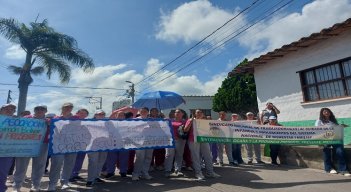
[102,111,129,179]
[12,105,49,192]
[149,108,166,171]
[164,109,187,177]
[184,109,220,180]
[231,113,242,165]
[268,116,282,166]
[315,108,351,176]
[245,112,265,165]
[0,103,16,192]
[47,102,78,191]
[70,108,90,182]
[44,113,56,175]
[215,111,235,166]
[132,107,154,181]
[86,109,109,187]
[260,102,280,125]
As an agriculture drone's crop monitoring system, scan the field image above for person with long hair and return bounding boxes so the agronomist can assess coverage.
[315,108,350,176]
[184,109,220,180]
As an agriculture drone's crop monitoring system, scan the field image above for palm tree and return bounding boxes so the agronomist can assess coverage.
[0,18,94,115]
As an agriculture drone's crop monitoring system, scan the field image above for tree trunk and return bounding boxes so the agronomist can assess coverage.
[17,53,33,116]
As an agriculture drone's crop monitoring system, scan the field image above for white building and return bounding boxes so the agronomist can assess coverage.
[231,18,351,126]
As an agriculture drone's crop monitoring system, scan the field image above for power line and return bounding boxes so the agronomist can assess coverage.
[139,0,296,92]
[0,83,125,90]
[134,0,263,86]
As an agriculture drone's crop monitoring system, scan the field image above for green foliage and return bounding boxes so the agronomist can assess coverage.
[213,59,258,116]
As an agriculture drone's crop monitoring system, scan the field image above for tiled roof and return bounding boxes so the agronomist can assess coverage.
[229,18,351,76]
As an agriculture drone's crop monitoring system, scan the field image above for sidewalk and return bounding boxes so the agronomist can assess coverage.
[6,161,351,192]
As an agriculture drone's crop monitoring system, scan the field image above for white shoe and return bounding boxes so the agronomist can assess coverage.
[132,175,140,181]
[206,172,221,178]
[29,186,40,192]
[342,172,351,177]
[7,175,14,183]
[195,173,205,180]
[61,183,71,190]
[175,171,184,177]
[12,188,21,192]
[329,169,338,174]
[141,175,153,180]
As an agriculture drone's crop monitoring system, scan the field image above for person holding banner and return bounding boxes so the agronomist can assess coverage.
[0,103,16,192]
[231,113,242,165]
[216,111,234,166]
[86,109,109,187]
[150,108,166,172]
[268,116,282,166]
[184,109,220,180]
[70,108,90,182]
[12,105,49,192]
[245,112,265,165]
[47,102,78,191]
[102,111,129,179]
[315,108,351,176]
[132,107,154,181]
[164,109,187,177]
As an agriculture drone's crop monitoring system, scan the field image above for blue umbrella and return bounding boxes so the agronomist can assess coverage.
[132,91,185,110]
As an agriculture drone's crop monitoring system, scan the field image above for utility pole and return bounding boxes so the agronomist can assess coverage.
[6,90,12,104]
[125,81,135,104]
[86,96,102,109]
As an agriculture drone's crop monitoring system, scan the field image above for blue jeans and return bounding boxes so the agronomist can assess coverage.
[323,144,347,172]
[232,144,243,163]
[0,157,14,192]
[270,144,281,164]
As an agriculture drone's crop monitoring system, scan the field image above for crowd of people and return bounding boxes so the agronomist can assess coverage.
[0,101,350,192]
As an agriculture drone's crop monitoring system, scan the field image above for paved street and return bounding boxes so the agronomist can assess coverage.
[6,162,351,192]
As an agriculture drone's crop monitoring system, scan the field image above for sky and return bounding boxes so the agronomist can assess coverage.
[0,0,351,115]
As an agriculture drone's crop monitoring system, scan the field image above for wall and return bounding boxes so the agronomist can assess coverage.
[254,30,351,122]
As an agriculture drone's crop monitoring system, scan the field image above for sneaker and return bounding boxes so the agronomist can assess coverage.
[86,181,93,187]
[29,187,40,192]
[219,162,224,167]
[271,162,279,166]
[104,173,115,179]
[342,172,351,177]
[120,172,127,178]
[185,166,193,171]
[229,162,237,166]
[12,188,21,192]
[141,175,153,180]
[256,160,266,164]
[176,171,184,177]
[195,173,205,180]
[94,178,105,183]
[206,172,221,178]
[132,175,140,181]
[247,160,253,165]
[213,162,219,165]
[61,183,71,190]
[329,169,338,174]
[29,186,40,192]
[155,165,165,171]
[7,175,14,183]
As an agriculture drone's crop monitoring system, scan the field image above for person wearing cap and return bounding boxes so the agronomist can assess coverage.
[216,111,234,166]
[244,112,265,165]
[231,113,243,165]
[12,105,49,192]
[86,109,108,187]
[260,102,280,125]
[132,107,154,181]
[268,116,282,166]
[0,103,16,192]
[47,102,78,191]
[70,108,90,182]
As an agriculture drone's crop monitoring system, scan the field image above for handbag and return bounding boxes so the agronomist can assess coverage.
[178,124,189,140]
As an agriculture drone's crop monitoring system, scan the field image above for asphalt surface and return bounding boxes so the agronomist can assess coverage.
[6,161,351,192]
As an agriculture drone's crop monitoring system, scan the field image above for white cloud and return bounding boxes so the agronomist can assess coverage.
[156,0,243,44]
[4,44,26,60]
[238,0,351,59]
[144,58,163,76]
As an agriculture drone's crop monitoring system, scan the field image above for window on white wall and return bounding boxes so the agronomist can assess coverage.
[299,57,351,102]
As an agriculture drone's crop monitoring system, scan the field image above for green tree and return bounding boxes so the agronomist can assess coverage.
[213,59,258,117]
[0,18,94,114]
